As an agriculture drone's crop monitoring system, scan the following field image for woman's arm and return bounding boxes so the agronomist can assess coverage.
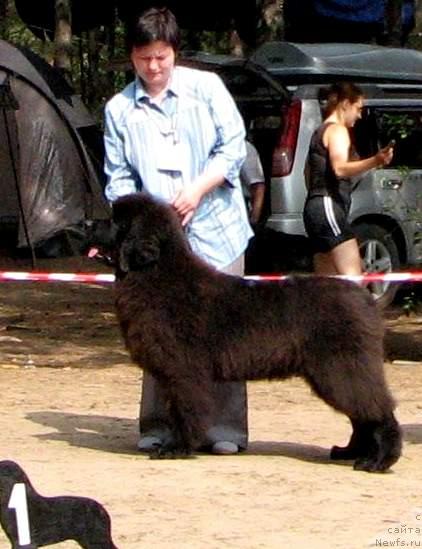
[103,103,141,202]
[171,170,228,226]
[172,72,246,226]
[325,123,394,178]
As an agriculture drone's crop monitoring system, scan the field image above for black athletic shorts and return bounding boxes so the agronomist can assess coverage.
[303,195,355,253]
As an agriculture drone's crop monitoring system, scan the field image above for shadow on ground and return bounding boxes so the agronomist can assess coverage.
[26,411,138,455]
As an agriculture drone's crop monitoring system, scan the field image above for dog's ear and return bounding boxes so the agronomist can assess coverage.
[118,235,160,273]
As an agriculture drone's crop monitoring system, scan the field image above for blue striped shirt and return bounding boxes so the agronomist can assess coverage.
[104,65,253,270]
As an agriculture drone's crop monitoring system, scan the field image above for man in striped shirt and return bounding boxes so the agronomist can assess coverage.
[104,7,253,455]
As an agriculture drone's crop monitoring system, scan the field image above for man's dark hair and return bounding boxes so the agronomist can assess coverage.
[128,7,181,52]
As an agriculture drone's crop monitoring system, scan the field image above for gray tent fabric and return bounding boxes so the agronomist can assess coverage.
[0,39,109,253]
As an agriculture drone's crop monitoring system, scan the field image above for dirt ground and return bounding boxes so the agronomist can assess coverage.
[1,257,422,548]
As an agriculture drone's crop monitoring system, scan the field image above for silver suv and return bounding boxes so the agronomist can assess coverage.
[181,44,422,306]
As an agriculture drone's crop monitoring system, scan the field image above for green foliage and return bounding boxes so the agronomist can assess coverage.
[379,112,416,140]
[0,3,50,57]
[181,29,232,54]
[0,2,248,127]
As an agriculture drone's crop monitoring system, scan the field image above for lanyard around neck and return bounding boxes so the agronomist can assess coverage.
[141,94,179,144]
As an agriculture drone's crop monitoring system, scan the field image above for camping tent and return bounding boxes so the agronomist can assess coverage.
[0,39,110,257]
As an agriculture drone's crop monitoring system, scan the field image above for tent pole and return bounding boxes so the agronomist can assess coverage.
[2,108,36,269]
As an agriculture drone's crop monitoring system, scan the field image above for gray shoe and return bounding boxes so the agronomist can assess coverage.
[211,441,239,455]
[137,436,162,452]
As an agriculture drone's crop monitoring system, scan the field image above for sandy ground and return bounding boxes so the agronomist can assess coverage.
[0,258,422,548]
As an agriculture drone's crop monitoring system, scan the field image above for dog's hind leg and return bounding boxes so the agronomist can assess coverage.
[330,415,402,472]
[304,360,402,472]
[330,419,375,461]
[352,414,402,473]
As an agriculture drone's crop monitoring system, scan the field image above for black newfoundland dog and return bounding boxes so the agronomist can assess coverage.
[112,192,402,472]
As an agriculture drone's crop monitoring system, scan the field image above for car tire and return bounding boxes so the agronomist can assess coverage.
[353,222,401,308]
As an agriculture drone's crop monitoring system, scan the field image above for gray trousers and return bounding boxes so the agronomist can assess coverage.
[138,254,248,449]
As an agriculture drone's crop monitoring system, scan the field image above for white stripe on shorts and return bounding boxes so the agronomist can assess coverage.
[323,196,341,236]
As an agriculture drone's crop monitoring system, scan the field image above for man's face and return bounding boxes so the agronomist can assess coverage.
[131,41,175,92]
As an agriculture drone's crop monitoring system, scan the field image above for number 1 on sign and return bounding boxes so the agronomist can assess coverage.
[8,483,31,545]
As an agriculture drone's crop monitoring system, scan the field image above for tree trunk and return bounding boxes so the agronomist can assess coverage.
[405,0,420,48]
[105,8,116,97]
[86,28,103,108]
[0,0,9,39]
[384,0,403,46]
[256,0,283,46]
[54,0,72,80]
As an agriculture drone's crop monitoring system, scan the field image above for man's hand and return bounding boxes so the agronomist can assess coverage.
[171,187,202,226]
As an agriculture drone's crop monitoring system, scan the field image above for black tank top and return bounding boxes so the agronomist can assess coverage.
[306,122,353,211]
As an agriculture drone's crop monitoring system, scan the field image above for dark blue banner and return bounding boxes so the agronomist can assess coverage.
[314,0,385,23]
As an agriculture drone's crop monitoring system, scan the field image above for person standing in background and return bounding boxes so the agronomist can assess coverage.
[303,82,394,276]
[240,140,266,228]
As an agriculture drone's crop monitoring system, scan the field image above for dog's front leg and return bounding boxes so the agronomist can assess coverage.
[150,379,213,459]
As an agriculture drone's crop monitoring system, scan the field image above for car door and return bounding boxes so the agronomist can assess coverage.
[373,104,422,265]
[351,102,422,258]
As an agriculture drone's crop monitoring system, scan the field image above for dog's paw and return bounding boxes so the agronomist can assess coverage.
[330,444,361,461]
[353,456,391,473]
[149,447,194,460]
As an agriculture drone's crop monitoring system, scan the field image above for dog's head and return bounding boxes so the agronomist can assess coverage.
[0,460,31,504]
[112,192,188,275]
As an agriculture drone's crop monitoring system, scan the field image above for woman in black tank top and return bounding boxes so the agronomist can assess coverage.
[303,82,394,276]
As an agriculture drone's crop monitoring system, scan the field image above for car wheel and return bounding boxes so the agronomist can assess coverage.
[353,223,401,308]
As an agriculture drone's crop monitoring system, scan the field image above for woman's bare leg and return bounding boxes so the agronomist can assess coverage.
[314,238,362,276]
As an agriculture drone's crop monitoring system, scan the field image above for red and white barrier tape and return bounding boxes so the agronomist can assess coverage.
[0,271,116,284]
[245,272,422,283]
[0,271,421,284]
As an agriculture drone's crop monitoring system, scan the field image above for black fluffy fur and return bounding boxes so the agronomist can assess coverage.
[113,192,402,473]
[0,460,117,548]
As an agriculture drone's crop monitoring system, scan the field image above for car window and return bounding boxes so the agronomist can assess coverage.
[353,109,379,158]
[219,68,276,99]
[178,56,286,133]
[355,107,422,168]
[215,66,285,179]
